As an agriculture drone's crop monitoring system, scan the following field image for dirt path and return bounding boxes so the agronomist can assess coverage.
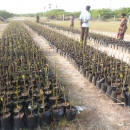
[24,24,130,130]
[0,23,8,38]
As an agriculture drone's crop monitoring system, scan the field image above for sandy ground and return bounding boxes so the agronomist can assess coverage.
[89,29,130,41]
[0,23,8,38]
[24,24,130,130]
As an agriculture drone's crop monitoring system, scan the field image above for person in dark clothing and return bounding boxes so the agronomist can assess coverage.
[70,14,74,28]
[36,14,40,23]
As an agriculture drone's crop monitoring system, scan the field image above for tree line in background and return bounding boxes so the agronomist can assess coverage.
[0,8,130,20]
[91,8,130,20]
[39,8,130,20]
[42,9,80,19]
[0,10,14,19]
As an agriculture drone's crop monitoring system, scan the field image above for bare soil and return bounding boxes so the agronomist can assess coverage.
[90,29,130,41]
[0,23,8,38]
[25,24,130,130]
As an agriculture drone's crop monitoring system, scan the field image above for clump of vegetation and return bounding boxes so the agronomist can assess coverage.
[0,10,14,19]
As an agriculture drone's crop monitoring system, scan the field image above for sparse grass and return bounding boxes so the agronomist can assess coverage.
[40,117,78,130]
[28,110,107,130]
[47,20,130,34]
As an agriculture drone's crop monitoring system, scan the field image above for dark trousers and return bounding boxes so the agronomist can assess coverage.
[80,27,89,45]
[70,23,74,28]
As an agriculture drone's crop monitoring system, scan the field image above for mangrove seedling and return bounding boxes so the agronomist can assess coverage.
[40,89,45,114]
[61,86,67,106]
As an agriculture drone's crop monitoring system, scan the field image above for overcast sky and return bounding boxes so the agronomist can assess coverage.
[0,0,130,14]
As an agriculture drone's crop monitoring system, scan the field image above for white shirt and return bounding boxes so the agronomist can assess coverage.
[79,10,91,27]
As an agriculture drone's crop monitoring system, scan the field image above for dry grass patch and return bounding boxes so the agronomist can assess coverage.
[47,20,130,34]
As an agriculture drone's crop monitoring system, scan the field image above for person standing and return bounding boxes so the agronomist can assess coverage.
[79,6,91,45]
[36,14,40,23]
[70,14,74,28]
[117,13,127,40]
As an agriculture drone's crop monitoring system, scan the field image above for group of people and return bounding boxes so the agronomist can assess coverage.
[36,6,128,45]
[70,5,128,44]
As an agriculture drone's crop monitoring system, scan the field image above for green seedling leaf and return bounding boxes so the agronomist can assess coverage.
[16,105,21,110]
[0,98,3,101]
[80,42,83,44]
[61,86,65,92]
[40,89,44,96]
[15,90,18,95]
[22,74,25,79]
[120,73,123,78]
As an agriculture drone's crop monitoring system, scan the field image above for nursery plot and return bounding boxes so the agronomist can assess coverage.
[0,21,77,130]
[25,21,130,130]
[25,21,130,103]
[40,22,130,63]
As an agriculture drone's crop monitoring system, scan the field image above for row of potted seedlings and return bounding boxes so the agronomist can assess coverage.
[40,22,130,54]
[25,21,130,107]
[0,22,77,130]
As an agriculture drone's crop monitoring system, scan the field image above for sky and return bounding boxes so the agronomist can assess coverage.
[0,0,130,14]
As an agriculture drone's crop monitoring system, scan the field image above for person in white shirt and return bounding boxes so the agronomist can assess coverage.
[79,6,91,45]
